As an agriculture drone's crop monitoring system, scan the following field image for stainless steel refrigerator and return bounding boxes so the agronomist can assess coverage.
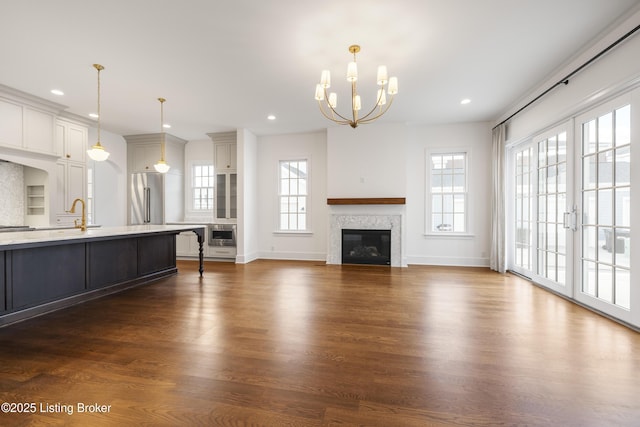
[130,173,164,225]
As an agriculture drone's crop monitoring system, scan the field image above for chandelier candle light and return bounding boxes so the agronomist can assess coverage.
[315,44,398,128]
[87,64,110,161]
[154,97,170,173]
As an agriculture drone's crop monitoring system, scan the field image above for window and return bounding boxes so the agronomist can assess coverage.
[279,159,308,231]
[192,164,214,210]
[429,152,467,233]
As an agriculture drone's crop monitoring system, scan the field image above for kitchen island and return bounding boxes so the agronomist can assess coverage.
[0,224,205,326]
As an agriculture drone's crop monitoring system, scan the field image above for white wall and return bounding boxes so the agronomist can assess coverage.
[327,123,407,197]
[505,8,640,143]
[257,131,327,261]
[405,122,492,266]
[89,127,127,226]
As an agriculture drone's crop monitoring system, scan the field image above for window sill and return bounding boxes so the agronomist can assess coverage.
[273,230,313,236]
[423,232,475,239]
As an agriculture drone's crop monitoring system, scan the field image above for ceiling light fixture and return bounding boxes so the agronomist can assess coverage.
[86,64,110,162]
[315,44,398,128]
[154,97,170,173]
[461,98,471,105]
[50,89,64,96]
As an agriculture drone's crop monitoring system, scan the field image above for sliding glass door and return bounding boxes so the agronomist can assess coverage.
[509,123,574,297]
[575,95,632,320]
[508,90,637,327]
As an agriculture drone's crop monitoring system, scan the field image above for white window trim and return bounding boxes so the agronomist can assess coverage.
[424,147,474,237]
[275,156,312,233]
[185,160,214,220]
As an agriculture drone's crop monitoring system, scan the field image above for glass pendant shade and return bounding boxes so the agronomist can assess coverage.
[154,160,170,173]
[87,142,110,161]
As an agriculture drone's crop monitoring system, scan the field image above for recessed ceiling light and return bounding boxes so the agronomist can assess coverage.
[460,98,471,105]
[267,115,276,120]
[163,123,171,129]
[51,89,64,96]
[88,113,99,119]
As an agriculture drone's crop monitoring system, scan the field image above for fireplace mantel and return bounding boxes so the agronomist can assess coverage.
[327,197,406,205]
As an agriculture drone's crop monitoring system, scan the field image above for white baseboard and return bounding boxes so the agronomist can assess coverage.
[405,255,489,267]
[257,251,326,262]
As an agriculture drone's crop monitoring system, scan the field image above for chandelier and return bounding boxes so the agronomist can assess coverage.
[314,44,398,128]
[87,64,110,161]
[154,97,170,173]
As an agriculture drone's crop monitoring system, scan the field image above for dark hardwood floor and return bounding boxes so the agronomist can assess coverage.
[1,259,639,426]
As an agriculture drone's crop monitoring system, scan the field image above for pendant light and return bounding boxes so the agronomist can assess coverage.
[87,64,110,161]
[154,97,170,173]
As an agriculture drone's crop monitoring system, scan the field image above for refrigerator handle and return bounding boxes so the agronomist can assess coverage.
[144,187,151,223]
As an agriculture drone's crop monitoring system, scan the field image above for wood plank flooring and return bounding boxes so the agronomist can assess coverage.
[1,260,639,426]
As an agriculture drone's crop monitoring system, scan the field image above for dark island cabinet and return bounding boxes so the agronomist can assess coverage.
[0,251,5,312]
[0,230,190,326]
[12,243,86,309]
[88,238,139,289]
[138,234,176,276]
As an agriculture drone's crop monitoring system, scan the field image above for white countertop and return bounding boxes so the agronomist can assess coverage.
[0,224,205,248]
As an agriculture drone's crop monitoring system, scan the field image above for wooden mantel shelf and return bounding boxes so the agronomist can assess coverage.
[327,197,406,205]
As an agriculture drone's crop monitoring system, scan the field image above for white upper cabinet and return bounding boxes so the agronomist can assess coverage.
[0,99,23,149]
[56,120,87,162]
[214,141,237,171]
[24,108,55,154]
[125,133,186,175]
[209,131,237,171]
[130,143,163,173]
[0,86,64,156]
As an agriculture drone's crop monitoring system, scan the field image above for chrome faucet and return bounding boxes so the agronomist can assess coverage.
[67,198,87,231]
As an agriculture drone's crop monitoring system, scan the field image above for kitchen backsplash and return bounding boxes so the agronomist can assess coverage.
[0,161,24,225]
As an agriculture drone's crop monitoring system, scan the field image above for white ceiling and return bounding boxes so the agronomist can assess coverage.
[1,0,638,141]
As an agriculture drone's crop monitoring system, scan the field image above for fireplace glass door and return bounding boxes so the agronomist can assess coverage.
[341,229,391,265]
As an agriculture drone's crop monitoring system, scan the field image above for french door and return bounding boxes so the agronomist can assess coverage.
[508,90,637,326]
[574,95,633,322]
[510,122,574,298]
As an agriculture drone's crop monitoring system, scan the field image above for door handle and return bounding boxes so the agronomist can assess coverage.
[563,206,578,231]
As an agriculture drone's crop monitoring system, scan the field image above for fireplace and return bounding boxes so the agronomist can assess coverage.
[341,229,391,265]
[328,213,403,267]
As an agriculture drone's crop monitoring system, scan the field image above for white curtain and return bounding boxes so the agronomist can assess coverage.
[490,124,506,273]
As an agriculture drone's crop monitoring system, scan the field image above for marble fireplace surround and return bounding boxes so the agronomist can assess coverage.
[328,213,402,267]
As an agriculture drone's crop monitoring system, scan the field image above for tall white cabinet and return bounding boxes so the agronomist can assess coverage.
[55,119,88,225]
[208,131,237,221]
